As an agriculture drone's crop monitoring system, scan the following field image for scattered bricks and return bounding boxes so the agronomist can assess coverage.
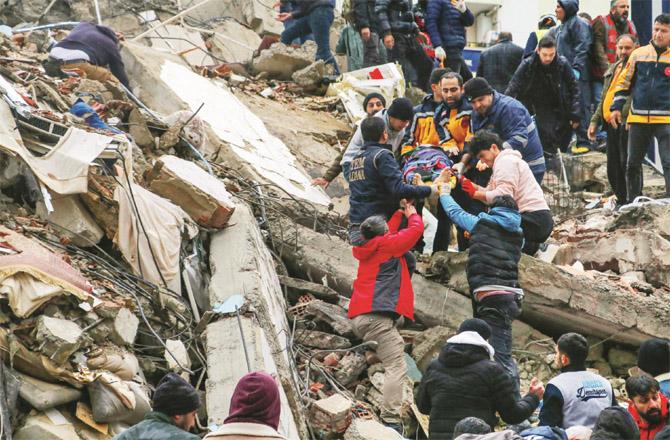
[411,326,453,372]
[305,300,354,338]
[309,394,353,434]
[333,352,367,387]
[18,373,82,411]
[146,155,236,229]
[109,308,139,347]
[344,418,405,440]
[294,330,351,350]
[323,353,340,367]
[33,316,85,365]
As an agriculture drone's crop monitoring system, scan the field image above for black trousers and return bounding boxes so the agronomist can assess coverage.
[535,106,573,155]
[444,48,473,82]
[390,33,434,92]
[606,123,628,204]
[520,210,553,255]
[453,167,491,251]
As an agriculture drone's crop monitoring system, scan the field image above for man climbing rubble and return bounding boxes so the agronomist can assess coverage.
[416,319,544,440]
[348,202,424,435]
[44,21,130,88]
[113,373,200,439]
[436,174,524,393]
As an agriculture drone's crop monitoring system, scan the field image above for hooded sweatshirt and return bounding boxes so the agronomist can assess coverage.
[551,0,592,80]
[590,406,640,440]
[484,149,549,213]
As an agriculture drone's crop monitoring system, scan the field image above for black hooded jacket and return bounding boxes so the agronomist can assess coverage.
[591,406,640,440]
[415,342,539,440]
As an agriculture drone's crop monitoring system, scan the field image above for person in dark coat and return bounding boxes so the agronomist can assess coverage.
[375,0,434,91]
[550,0,593,154]
[425,0,475,81]
[476,32,524,93]
[590,407,640,440]
[416,320,544,440]
[45,22,130,88]
[351,0,386,66]
[506,36,580,163]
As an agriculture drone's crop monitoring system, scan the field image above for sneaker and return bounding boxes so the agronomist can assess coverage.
[571,144,590,155]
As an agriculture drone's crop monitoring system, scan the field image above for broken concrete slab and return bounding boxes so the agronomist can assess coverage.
[164,339,191,372]
[109,308,139,347]
[310,394,353,434]
[344,418,405,440]
[36,194,104,247]
[18,373,82,411]
[607,204,670,239]
[411,326,453,372]
[208,20,261,64]
[563,152,609,192]
[429,252,670,345]
[185,0,283,36]
[144,23,214,67]
[252,41,317,80]
[33,316,85,365]
[333,352,367,387]
[294,329,351,350]
[292,60,331,92]
[14,411,80,440]
[147,155,236,228]
[305,300,354,337]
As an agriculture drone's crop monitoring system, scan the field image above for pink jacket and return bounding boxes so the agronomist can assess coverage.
[484,149,549,213]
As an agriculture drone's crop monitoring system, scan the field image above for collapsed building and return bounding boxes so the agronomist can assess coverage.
[0,1,668,439]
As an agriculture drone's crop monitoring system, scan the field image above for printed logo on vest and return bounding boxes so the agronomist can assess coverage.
[576,380,608,401]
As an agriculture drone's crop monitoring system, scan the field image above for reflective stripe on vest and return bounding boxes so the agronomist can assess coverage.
[596,15,636,64]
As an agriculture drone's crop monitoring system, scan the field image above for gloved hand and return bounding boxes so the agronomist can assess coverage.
[434,46,446,61]
[452,162,465,176]
[453,0,467,13]
[411,21,420,34]
[459,175,477,198]
[572,68,581,80]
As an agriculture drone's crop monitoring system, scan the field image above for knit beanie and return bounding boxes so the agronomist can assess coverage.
[387,97,414,121]
[638,338,670,377]
[152,373,201,416]
[224,372,281,430]
[458,318,492,341]
[463,77,494,101]
[363,92,386,111]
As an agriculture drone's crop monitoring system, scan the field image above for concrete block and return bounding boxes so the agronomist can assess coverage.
[310,394,353,434]
[333,352,367,387]
[18,373,82,410]
[305,300,353,337]
[36,194,104,247]
[33,316,84,365]
[209,20,261,64]
[294,330,351,350]
[147,155,235,229]
[252,41,317,80]
[109,308,139,347]
[344,419,405,440]
[14,412,80,440]
[185,0,283,36]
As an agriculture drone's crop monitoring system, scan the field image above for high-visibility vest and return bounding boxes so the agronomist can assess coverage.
[534,28,550,42]
[592,14,637,76]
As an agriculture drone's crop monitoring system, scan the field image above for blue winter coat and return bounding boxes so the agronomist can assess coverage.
[425,0,474,51]
[470,92,546,176]
[550,0,592,81]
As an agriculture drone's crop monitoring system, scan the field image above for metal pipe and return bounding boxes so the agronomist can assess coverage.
[13,21,79,33]
[131,0,217,42]
[93,0,102,24]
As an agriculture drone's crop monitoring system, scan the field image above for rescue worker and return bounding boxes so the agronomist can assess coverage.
[524,14,558,56]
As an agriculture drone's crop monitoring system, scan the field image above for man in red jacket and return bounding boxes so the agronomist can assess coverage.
[348,201,425,434]
[626,375,669,440]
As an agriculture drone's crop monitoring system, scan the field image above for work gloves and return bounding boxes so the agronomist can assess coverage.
[459,175,477,198]
[453,0,467,13]
[434,46,446,61]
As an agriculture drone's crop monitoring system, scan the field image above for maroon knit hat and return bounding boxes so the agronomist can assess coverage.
[224,372,281,430]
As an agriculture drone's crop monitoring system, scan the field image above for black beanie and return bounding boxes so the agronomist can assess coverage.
[152,373,201,416]
[387,97,414,121]
[363,92,386,111]
[464,77,494,101]
[458,318,492,341]
[638,338,670,377]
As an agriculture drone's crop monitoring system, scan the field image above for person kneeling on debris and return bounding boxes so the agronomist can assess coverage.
[438,180,525,393]
[44,21,130,88]
[458,130,553,255]
[626,374,669,440]
[205,372,287,439]
[539,332,617,429]
[113,373,200,440]
[347,115,435,245]
[416,319,544,440]
[348,203,424,434]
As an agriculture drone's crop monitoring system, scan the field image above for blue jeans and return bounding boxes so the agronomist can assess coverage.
[280,6,340,74]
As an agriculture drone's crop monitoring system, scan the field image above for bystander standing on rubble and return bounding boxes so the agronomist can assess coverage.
[348,203,424,435]
[506,36,580,170]
[340,97,414,182]
[464,77,546,183]
[113,373,201,440]
[626,375,669,439]
[425,0,474,81]
[550,0,593,155]
[313,92,386,188]
[346,0,386,67]
[476,32,523,94]
[416,319,544,440]
[375,0,434,91]
[347,116,433,243]
[591,0,636,124]
[610,13,670,201]
[279,0,314,45]
[588,34,637,207]
[44,21,130,88]
[524,14,557,57]
[456,130,553,255]
[277,0,340,74]
[205,372,287,439]
[637,338,670,398]
[540,333,616,430]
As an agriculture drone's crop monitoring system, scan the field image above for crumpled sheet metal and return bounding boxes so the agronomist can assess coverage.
[0,226,92,318]
[326,62,406,124]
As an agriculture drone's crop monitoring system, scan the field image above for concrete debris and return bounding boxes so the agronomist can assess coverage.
[252,41,317,80]
[292,60,332,92]
[310,394,353,433]
[305,300,354,338]
[145,24,214,67]
[185,0,283,36]
[14,411,80,440]
[333,352,367,387]
[33,315,86,365]
[295,329,351,350]
[109,308,139,347]
[208,20,261,64]
[164,339,191,372]
[411,326,454,372]
[36,194,105,247]
[344,418,405,440]
[18,373,82,411]
[147,155,235,228]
